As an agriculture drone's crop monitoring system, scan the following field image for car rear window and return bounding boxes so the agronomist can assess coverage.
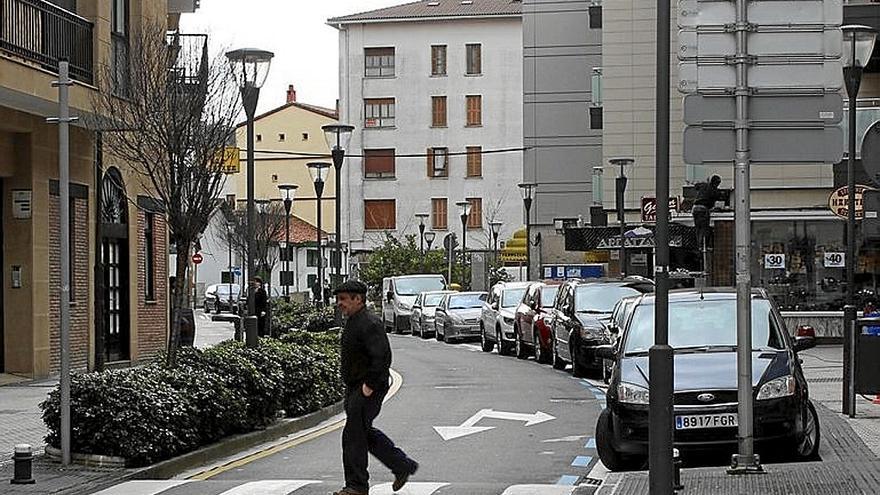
[575,285,643,313]
[541,286,559,308]
[449,294,486,309]
[623,299,784,354]
[502,288,527,308]
[424,293,446,306]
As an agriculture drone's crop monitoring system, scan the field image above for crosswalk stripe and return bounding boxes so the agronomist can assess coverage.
[571,455,593,467]
[369,482,449,494]
[501,485,576,495]
[90,480,192,495]
[556,475,580,486]
[217,480,321,495]
[585,438,597,449]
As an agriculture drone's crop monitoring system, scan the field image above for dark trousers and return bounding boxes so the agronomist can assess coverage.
[342,384,414,492]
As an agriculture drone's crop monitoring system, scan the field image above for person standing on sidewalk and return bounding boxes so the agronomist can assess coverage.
[333,280,418,495]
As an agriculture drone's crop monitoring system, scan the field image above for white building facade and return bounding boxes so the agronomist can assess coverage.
[330,1,524,263]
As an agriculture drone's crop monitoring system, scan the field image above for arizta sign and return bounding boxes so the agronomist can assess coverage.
[828,185,874,220]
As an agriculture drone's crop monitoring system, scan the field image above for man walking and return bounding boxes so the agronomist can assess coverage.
[250,276,268,337]
[333,280,418,495]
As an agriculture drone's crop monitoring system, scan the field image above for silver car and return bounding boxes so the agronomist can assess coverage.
[480,281,532,355]
[435,292,488,343]
[410,290,454,338]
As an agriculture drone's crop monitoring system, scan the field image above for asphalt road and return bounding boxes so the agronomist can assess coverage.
[99,333,606,495]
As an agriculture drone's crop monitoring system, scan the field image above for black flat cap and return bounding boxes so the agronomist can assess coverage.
[334,280,368,295]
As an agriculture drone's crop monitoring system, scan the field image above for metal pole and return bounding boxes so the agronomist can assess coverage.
[524,201,532,281]
[447,236,454,288]
[618,174,627,277]
[333,148,344,287]
[316,185,324,308]
[284,198,291,298]
[648,0,674,490]
[461,215,468,288]
[242,85,259,317]
[730,0,760,472]
[193,261,198,310]
[53,60,75,467]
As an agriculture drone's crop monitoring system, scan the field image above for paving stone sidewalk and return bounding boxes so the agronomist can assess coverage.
[0,378,56,463]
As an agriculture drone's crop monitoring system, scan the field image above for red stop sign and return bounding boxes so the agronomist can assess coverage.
[192,253,203,265]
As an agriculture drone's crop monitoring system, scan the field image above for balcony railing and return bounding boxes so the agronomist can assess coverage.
[0,0,94,84]
[166,32,207,87]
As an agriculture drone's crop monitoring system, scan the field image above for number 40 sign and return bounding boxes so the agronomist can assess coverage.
[824,252,845,268]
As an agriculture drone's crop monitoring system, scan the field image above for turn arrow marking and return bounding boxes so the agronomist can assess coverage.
[433,409,556,441]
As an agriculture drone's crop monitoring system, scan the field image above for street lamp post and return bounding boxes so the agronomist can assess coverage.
[842,25,877,416]
[456,201,472,288]
[278,184,298,299]
[518,183,536,281]
[609,157,634,277]
[308,162,331,308]
[425,231,436,254]
[226,47,273,324]
[416,213,429,271]
[490,221,502,264]
[322,124,354,288]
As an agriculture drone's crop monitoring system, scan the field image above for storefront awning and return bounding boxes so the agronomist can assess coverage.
[564,223,699,251]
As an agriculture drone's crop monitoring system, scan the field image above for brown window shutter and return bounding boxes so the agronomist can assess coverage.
[427,148,433,177]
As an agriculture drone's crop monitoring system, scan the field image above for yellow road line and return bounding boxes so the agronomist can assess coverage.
[188,368,404,480]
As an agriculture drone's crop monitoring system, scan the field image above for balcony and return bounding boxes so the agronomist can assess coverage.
[0,0,94,84]
[166,31,208,101]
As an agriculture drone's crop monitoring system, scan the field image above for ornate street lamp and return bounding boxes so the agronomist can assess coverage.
[226,47,273,324]
[609,157,635,277]
[425,231,437,253]
[278,184,298,298]
[308,162,331,307]
[518,183,537,280]
[490,221,502,264]
[456,201,472,288]
[322,124,354,288]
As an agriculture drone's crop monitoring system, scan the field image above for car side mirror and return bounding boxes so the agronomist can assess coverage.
[595,344,617,360]
[794,325,816,352]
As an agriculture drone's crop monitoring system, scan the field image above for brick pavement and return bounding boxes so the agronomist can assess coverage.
[0,379,56,463]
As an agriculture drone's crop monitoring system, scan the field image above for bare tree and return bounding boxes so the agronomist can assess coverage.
[218,202,288,288]
[91,22,240,366]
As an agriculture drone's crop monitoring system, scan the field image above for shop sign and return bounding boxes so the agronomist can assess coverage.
[823,252,845,268]
[596,236,683,250]
[764,253,786,270]
[828,185,873,220]
[641,197,680,222]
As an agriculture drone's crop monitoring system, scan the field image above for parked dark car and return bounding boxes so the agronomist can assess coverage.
[513,281,561,362]
[594,288,820,471]
[549,278,654,377]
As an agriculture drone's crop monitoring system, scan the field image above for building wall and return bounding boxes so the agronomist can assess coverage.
[338,17,524,252]
[136,208,168,364]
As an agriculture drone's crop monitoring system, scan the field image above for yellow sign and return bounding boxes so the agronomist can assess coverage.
[500,252,526,263]
[220,146,240,174]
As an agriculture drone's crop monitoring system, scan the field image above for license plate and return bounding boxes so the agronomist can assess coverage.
[675,413,738,430]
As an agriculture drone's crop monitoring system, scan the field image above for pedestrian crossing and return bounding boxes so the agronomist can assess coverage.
[90,480,587,495]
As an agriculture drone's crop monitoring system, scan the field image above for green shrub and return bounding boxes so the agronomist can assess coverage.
[273,300,337,333]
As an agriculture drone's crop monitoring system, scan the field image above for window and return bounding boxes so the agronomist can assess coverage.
[278,133,285,142]
[590,67,603,130]
[365,47,395,77]
[226,194,236,207]
[307,274,317,291]
[365,199,396,230]
[466,43,482,75]
[466,95,482,126]
[256,134,262,142]
[590,108,603,129]
[145,212,155,300]
[467,197,482,228]
[330,251,342,269]
[589,6,602,29]
[271,174,278,183]
[364,149,396,178]
[427,147,449,177]
[221,271,234,284]
[432,96,447,127]
[280,245,294,262]
[431,45,447,76]
[307,249,319,267]
[365,98,395,128]
[432,198,448,230]
[302,132,309,141]
[466,146,482,177]
[69,198,76,301]
[111,0,129,96]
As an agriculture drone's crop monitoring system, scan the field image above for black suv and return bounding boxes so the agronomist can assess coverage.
[548,277,654,377]
[595,288,819,470]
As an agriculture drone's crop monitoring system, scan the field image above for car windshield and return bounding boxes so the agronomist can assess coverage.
[575,285,642,313]
[217,285,240,296]
[541,286,560,308]
[424,293,446,306]
[623,299,785,354]
[395,277,445,296]
[502,288,527,308]
[449,294,485,309]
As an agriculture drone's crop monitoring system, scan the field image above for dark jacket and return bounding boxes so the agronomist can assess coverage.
[254,287,268,315]
[340,307,392,391]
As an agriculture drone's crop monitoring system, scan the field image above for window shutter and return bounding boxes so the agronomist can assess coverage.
[427,148,434,177]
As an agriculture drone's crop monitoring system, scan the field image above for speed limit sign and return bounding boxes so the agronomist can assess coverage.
[824,252,845,268]
[764,253,786,270]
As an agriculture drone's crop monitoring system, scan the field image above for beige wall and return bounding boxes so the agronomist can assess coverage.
[232,105,338,232]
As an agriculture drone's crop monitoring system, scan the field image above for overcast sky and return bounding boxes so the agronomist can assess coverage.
[180,1,402,114]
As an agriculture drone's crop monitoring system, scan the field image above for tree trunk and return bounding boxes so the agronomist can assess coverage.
[167,241,190,367]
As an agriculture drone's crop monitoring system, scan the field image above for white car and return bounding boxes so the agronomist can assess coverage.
[480,281,532,355]
[410,290,454,338]
[382,274,447,333]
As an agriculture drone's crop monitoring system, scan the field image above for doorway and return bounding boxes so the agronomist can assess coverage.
[100,169,129,362]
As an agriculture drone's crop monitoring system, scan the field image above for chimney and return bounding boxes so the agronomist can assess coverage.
[286,84,297,103]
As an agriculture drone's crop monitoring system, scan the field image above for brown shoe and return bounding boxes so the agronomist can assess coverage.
[332,488,368,495]
[392,461,419,492]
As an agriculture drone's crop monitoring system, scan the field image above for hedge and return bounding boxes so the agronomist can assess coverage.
[41,330,343,466]
[272,300,336,334]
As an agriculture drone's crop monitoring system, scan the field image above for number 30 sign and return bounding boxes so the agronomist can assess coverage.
[764,254,786,270]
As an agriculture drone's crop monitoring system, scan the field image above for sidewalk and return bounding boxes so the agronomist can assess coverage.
[0,378,56,462]
[600,344,880,494]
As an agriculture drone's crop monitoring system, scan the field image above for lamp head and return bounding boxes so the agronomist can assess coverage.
[307,162,332,184]
[278,183,298,200]
[225,48,274,89]
[322,124,355,151]
[424,231,436,244]
[490,221,502,236]
[518,182,537,201]
[456,201,472,217]
[842,25,878,69]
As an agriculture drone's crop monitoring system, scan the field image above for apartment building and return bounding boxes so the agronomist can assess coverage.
[329,0,524,267]
[0,0,200,377]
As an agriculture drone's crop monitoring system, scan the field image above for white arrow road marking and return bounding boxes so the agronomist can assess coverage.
[501,485,576,495]
[369,482,449,494]
[541,434,589,443]
[434,409,556,440]
[218,480,321,495]
[91,480,193,495]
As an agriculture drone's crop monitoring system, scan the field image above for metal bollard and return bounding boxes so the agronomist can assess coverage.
[11,444,35,485]
[673,447,683,491]
[245,316,259,348]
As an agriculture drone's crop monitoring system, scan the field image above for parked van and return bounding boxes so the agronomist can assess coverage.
[382,274,447,333]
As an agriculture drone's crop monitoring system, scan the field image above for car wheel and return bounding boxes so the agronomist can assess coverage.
[214,302,221,315]
[436,322,445,342]
[496,327,509,356]
[515,327,528,360]
[419,320,426,339]
[444,323,454,344]
[571,344,589,378]
[795,400,821,461]
[597,408,639,472]
[534,330,549,364]
[384,320,393,333]
[552,338,566,370]
[480,324,494,353]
